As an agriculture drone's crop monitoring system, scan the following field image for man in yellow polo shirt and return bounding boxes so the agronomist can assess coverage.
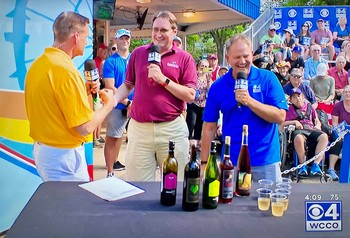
[25,11,114,182]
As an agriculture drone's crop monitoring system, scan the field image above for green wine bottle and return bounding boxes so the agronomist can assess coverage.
[202,141,220,209]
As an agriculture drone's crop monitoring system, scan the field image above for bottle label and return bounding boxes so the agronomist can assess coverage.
[164,172,177,190]
[222,170,234,199]
[185,178,200,203]
[208,180,220,197]
[237,172,252,191]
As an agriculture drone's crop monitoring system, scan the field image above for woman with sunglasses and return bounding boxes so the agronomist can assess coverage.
[297,22,311,59]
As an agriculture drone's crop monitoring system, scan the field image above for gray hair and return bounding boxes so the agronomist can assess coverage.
[53,11,89,42]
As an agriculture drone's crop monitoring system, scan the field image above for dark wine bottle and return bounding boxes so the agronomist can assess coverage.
[202,141,220,209]
[219,136,234,203]
[160,140,178,206]
[182,144,200,211]
[235,125,252,196]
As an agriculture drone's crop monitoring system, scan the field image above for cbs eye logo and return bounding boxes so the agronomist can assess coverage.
[308,204,324,220]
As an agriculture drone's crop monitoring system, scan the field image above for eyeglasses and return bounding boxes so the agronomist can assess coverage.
[291,74,302,78]
[302,25,308,27]
[269,29,276,31]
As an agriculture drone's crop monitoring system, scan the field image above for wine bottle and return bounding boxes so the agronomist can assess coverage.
[182,144,200,211]
[235,125,252,196]
[202,141,220,209]
[219,136,234,203]
[160,140,178,206]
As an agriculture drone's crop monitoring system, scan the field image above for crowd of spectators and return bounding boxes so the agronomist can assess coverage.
[254,18,350,180]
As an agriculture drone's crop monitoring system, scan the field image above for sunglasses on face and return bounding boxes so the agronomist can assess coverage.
[269,29,276,31]
[291,74,302,78]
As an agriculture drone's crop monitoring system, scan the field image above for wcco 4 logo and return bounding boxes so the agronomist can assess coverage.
[305,201,342,232]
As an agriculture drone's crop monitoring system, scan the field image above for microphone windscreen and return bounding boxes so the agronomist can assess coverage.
[237,71,247,80]
[150,45,160,53]
[84,59,96,71]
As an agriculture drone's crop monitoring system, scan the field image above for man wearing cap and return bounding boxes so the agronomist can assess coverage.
[113,11,197,181]
[209,53,219,81]
[259,24,283,54]
[311,19,335,60]
[286,45,305,72]
[282,88,328,176]
[103,28,134,176]
[304,44,328,83]
[310,63,335,124]
[173,36,183,49]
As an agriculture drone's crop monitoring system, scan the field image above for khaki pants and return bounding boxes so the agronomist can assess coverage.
[125,115,189,181]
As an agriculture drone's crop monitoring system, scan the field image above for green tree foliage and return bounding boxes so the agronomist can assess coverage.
[186,24,246,65]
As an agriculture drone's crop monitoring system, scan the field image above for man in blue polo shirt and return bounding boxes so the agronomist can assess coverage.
[200,34,288,182]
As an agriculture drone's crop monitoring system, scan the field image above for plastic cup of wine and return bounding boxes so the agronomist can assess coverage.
[256,188,272,211]
[271,193,287,217]
[258,179,274,189]
[276,182,292,191]
[275,188,291,211]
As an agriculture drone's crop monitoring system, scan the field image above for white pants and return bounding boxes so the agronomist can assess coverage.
[33,142,90,182]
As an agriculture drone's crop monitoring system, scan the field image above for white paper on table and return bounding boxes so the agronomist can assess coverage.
[79,177,145,201]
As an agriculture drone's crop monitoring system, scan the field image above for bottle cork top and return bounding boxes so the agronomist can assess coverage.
[225,136,231,145]
[243,125,248,134]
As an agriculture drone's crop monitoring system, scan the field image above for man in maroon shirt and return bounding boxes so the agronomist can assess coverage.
[113,11,197,181]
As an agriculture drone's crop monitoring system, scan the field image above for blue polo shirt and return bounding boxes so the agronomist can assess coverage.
[103,53,134,109]
[203,66,288,166]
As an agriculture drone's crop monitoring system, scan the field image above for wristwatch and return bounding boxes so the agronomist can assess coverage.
[126,100,131,108]
[162,78,170,87]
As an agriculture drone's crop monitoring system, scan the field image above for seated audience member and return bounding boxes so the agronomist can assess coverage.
[328,85,350,180]
[283,68,317,109]
[173,36,183,49]
[282,88,328,176]
[253,41,275,70]
[327,55,349,101]
[218,66,229,77]
[310,63,335,124]
[259,24,283,54]
[298,22,312,59]
[286,45,305,72]
[333,16,350,49]
[282,28,296,60]
[339,40,350,71]
[311,18,335,60]
[304,44,329,83]
[274,61,290,86]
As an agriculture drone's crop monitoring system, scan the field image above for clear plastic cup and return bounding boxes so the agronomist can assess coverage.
[271,193,287,217]
[258,179,274,189]
[256,188,272,211]
[275,188,291,211]
[276,182,292,190]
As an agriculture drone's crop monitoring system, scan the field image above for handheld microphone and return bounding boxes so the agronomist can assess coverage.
[148,45,161,64]
[234,71,248,109]
[84,59,99,100]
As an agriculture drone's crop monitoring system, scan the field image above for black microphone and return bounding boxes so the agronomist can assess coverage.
[234,71,248,109]
[84,59,99,99]
[148,45,161,64]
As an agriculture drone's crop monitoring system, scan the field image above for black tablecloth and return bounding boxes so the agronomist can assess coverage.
[6,181,350,238]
